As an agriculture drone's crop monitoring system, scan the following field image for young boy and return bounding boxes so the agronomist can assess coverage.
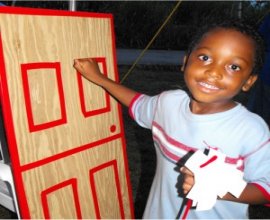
[73,20,270,219]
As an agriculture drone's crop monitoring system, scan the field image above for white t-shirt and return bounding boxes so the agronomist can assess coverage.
[129,90,270,219]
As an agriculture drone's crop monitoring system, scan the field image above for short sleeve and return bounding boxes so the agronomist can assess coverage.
[128,93,159,129]
[244,132,270,202]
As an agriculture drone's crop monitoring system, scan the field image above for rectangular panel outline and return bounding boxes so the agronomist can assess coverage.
[76,57,111,117]
[41,178,82,219]
[0,6,134,219]
[89,159,125,219]
[21,62,67,132]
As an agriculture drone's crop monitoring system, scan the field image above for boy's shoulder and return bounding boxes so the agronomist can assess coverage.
[244,108,267,125]
[155,89,189,107]
[240,107,269,135]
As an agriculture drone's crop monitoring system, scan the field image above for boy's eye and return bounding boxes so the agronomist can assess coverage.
[228,64,240,71]
[198,55,210,61]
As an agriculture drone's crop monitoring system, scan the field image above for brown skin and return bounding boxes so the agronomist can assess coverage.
[74,28,268,205]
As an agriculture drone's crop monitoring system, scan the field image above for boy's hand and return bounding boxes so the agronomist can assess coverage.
[180,166,195,194]
[73,58,105,85]
[73,58,137,107]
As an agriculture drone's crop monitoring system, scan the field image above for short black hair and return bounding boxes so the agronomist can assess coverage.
[186,19,265,75]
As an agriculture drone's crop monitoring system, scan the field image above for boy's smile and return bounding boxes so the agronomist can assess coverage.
[183,28,258,114]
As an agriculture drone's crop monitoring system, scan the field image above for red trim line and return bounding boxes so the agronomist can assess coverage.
[21,133,122,171]
[153,134,180,162]
[200,155,218,168]
[112,13,134,216]
[242,139,270,159]
[128,93,142,119]
[153,121,196,152]
[153,121,245,169]
[0,31,30,218]
[225,156,242,164]
[0,6,112,19]
[118,105,135,218]
[182,199,192,220]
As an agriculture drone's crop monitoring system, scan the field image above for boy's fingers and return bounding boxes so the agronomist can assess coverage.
[73,59,81,67]
[73,59,85,70]
[182,182,192,194]
[180,167,193,176]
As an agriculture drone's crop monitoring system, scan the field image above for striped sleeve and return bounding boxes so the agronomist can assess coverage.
[128,93,159,129]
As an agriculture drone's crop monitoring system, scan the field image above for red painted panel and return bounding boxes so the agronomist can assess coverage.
[21,62,67,132]
[89,160,125,219]
[41,178,82,219]
[76,57,111,117]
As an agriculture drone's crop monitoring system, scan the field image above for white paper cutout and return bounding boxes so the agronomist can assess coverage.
[184,148,246,211]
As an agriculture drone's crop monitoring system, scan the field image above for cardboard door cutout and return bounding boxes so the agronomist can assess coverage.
[0,6,134,219]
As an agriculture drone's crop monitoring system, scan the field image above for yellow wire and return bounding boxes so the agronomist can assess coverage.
[120,0,183,84]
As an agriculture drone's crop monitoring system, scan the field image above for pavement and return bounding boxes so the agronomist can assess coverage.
[116,49,185,65]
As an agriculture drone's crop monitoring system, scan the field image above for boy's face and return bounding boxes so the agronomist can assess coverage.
[183,28,257,110]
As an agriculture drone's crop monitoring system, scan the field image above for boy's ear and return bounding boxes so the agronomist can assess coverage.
[242,74,258,92]
[181,55,187,72]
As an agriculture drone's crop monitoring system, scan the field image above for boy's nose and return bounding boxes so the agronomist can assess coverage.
[205,66,223,80]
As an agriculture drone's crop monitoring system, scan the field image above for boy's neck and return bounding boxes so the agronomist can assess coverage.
[189,100,237,114]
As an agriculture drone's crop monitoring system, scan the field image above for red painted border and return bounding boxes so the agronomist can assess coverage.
[0,6,113,19]
[76,57,111,117]
[111,14,135,216]
[89,160,125,219]
[0,31,30,218]
[21,62,67,132]
[0,6,134,219]
[21,133,122,171]
[41,178,82,219]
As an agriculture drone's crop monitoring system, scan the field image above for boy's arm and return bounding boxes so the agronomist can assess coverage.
[222,184,269,204]
[73,58,138,107]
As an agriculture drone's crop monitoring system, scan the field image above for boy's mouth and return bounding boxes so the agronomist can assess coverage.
[198,81,220,91]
